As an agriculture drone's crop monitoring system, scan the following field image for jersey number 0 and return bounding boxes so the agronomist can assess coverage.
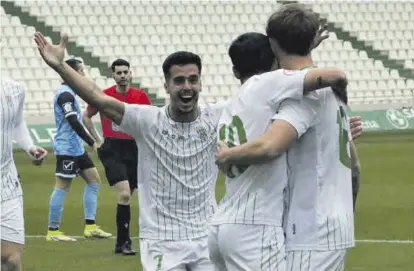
[219,115,249,177]
[337,106,351,169]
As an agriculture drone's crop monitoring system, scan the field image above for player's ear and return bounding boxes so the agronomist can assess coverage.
[164,81,170,94]
[232,66,241,80]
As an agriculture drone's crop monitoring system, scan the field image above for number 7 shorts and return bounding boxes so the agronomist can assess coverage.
[139,236,214,271]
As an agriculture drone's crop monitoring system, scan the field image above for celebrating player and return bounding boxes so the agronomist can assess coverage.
[45,59,111,242]
[83,59,151,255]
[208,30,351,270]
[1,77,48,271]
[214,4,361,270]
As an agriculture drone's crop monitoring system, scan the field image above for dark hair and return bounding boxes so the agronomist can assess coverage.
[229,32,274,79]
[162,51,202,78]
[65,59,82,71]
[266,3,319,56]
[111,59,130,72]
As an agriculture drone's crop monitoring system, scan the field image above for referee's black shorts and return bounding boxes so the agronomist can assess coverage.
[97,138,138,190]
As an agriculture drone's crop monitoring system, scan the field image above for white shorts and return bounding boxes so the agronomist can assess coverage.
[1,196,25,245]
[208,224,286,271]
[287,249,348,271]
[139,236,213,271]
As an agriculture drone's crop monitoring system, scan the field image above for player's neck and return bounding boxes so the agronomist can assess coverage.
[116,85,129,95]
[279,55,314,71]
[168,105,200,123]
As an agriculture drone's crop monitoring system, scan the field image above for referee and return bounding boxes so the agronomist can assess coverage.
[83,59,151,255]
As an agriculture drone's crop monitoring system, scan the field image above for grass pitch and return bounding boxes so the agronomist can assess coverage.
[13,131,414,270]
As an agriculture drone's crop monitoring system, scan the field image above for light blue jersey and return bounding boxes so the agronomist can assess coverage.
[53,84,84,156]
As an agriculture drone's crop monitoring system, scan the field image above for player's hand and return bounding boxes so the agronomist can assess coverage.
[28,146,48,166]
[349,116,363,140]
[215,141,232,174]
[34,32,68,70]
[310,22,329,51]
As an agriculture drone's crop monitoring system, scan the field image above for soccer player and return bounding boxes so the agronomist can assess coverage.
[34,32,348,270]
[45,59,111,242]
[208,32,350,270]
[1,77,48,271]
[83,59,151,255]
[214,4,361,270]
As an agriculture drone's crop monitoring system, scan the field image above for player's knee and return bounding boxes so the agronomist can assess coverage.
[55,177,72,192]
[1,251,21,271]
[118,189,131,204]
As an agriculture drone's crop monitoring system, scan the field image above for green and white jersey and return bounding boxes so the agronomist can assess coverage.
[210,69,308,226]
[273,88,355,251]
[120,101,227,240]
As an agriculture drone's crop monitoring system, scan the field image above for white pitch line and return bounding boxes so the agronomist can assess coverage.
[24,235,414,244]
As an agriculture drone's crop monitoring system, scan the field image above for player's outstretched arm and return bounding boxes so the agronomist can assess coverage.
[303,68,348,104]
[34,32,124,125]
[216,119,297,167]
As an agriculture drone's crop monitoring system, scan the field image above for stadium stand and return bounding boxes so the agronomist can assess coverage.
[1,0,413,118]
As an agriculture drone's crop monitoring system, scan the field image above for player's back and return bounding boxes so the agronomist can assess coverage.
[283,89,354,251]
[53,84,84,156]
[211,69,308,226]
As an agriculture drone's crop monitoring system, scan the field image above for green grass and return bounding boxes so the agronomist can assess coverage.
[13,131,414,270]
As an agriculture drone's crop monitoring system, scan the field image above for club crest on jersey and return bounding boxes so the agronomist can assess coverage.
[196,126,208,141]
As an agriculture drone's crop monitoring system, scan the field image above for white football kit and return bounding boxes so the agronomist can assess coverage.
[208,69,309,271]
[1,78,29,245]
[274,88,355,271]
[119,102,226,271]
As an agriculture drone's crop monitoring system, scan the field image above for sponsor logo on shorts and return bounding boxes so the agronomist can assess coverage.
[62,160,74,171]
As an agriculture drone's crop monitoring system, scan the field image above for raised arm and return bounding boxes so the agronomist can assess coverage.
[34,32,124,125]
[82,106,102,146]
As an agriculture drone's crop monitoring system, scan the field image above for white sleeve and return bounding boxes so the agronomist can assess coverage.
[13,85,35,152]
[208,99,229,125]
[272,97,318,138]
[119,103,156,140]
[258,69,308,108]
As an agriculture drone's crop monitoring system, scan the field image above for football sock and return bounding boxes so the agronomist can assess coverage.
[116,204,131,246]
[84,184,99,223]
[48,188,67,229]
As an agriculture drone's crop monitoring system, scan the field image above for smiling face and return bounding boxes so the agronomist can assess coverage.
[164,63,201,114]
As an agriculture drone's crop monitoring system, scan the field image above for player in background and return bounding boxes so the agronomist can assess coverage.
[45,59,111,242]
[83,59,151,255]
[34,32,350,270]
[215,4,361,270]
[208,32,350,270]
[1,77,48,271]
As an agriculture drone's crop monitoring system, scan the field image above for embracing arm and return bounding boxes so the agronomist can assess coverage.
[303,68,348,103]
[216,98,315,167]
[217,119,297,165]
